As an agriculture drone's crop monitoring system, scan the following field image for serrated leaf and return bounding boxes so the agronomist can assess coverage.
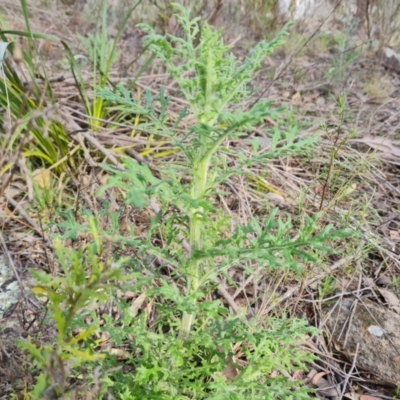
[64,345,105,361]
[68,325,97,346]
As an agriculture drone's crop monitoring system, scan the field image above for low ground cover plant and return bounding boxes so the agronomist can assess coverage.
[14,4,352,399]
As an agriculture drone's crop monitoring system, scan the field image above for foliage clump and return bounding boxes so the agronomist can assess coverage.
[19,4,351,399]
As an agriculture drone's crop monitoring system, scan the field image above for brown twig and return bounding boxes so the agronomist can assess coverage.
[339,342,360,399]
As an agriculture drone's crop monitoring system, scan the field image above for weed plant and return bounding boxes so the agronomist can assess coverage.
[21,4,352,399]
[74,0,143,131]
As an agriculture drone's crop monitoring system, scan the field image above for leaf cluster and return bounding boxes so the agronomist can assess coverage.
[99,291,315,400]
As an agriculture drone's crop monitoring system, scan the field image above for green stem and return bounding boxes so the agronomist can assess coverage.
[180,35,217,341]
[179,156,211,340]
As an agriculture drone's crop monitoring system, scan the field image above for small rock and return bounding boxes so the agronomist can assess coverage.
[382,47,400,73]
[0,255,21,318]
[376,276,391,286]
[324,298,400,385]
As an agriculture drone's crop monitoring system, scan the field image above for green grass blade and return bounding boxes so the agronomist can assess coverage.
[0,30,59,42]
[60,40,91,117]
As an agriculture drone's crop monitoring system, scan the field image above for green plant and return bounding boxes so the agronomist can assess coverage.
[75,0,123,130]
[94,3,348,393]
[130,3,349,340]
[325,30,360,84]
[318,277,336,299]
[391,277,400,296]
[68,0,155,133]
[0,1,78,173]
[21,4,353,398]
[99,302,315,400]
[30,167,71,219]
[19,231,125,399]
[395,383,400,398]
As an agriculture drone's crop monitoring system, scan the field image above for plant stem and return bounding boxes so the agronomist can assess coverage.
[179,15,227,341]
[179,156,211,340]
